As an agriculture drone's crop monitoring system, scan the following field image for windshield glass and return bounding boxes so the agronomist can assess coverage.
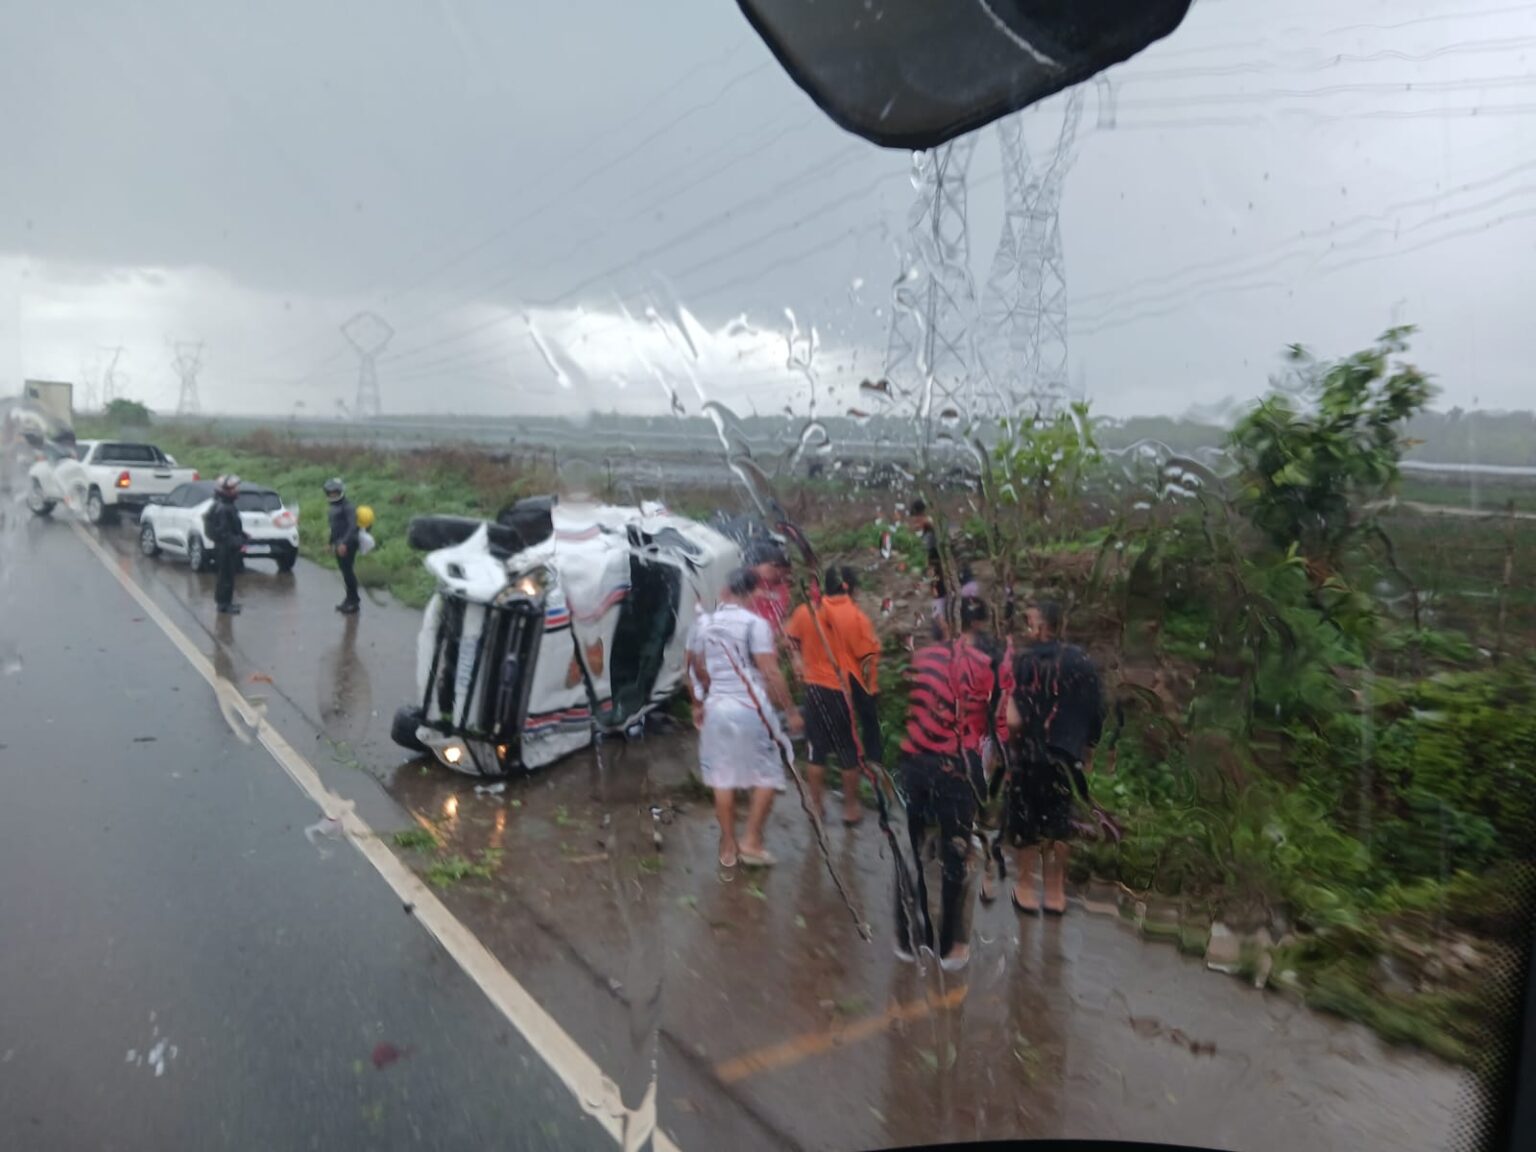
[1,4,1529,1152]
[235,491,283,514]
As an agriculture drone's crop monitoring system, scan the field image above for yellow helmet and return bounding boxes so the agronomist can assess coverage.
[356,505,375,530]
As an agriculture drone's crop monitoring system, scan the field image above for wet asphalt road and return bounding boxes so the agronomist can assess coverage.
[0,511,608,1150]
[0,503,1476,1152]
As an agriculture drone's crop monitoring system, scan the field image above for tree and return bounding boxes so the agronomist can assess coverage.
[1229,327,1434,583]
[103,398,152,427]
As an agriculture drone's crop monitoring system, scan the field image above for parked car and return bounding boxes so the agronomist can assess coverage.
[392,495,738,777]
[27,439,198,523]
[138,480,301,573]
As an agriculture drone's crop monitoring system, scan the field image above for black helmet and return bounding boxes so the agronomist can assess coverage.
[323,477,345,501]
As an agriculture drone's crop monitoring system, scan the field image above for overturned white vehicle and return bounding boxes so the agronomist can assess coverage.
[392,496,741,776]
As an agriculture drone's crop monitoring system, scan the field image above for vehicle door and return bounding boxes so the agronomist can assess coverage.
[46,441,91,503]
[156,484,196,551]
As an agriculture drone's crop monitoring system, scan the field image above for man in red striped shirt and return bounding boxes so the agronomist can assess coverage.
[893,598,1001,971]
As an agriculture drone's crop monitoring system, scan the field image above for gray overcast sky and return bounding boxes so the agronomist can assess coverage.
[3,0,1534,421]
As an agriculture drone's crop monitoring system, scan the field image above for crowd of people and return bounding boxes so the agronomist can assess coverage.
[684,511,1104,972]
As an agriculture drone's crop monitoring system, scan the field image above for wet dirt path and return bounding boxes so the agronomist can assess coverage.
[79,511,1469,1152]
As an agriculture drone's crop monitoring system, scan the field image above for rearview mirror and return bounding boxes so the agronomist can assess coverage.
[736,0,1193,149]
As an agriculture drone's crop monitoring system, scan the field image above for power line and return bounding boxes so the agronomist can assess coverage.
[246,40,765,374]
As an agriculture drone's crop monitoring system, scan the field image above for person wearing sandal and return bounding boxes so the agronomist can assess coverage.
[1003,599,1104,917]
[892,597,1002,971]
[784,566,883,827]
[691,566,803,871]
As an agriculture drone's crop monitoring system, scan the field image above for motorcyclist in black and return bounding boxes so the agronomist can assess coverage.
[324,477,360,615]
[205,475,246,615]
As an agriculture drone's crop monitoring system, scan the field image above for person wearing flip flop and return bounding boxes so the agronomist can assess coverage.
[784,565,883,827]
[892,597,1001,971]
[691,566,803,869]
[1003,599,1104,916]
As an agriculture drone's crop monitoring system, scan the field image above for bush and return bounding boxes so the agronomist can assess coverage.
[103,398,152,427]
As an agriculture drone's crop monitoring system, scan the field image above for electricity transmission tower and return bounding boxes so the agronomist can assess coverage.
[99,345,125,407]
[341,312,394,420]
[979,89,1086,420]
[172,342,204,416]
[882,136,982,447]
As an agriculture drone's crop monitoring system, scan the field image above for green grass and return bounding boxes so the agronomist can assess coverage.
[424,848,503,888]
[81,420,552,608]
[391,826,440,852]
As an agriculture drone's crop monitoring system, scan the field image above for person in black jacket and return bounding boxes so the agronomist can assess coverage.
[324,477,361,615]
[205,475,246,615]
[1004,598,1103,916]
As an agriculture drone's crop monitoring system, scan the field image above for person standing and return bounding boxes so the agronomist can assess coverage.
[204,474,246,616]
[1004,599,1104,916]
[324,477,361,615]
[784,565,882,827]
[744,541,793,641]
[893,597,1000,970]
[691,567,803,869]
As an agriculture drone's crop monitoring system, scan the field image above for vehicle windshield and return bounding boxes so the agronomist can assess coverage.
[1,4,1530,1152]
[235,491,283,514]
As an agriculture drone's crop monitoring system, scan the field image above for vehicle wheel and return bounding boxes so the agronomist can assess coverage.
[187,535,209,572]
[139,522,160,557]
[85,487,105,525]
[408,514,527,554]
[391,706,428,754]
[276,551,297,574]
[27,480,54,518]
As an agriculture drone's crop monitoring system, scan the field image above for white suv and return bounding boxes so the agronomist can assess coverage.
[139,480,301,573]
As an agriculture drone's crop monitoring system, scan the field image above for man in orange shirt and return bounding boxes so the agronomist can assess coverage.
[785,565,883,826]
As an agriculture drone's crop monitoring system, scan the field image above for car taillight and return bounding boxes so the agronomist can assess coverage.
[273,510,295,529]
[115,470,131,489]
[192,471,200,481]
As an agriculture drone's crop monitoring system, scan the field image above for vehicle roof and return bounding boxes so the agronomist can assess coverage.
[180,480,278,498]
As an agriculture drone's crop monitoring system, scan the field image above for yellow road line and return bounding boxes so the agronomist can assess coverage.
[714,983,969,1084]
[71,523,680,1152]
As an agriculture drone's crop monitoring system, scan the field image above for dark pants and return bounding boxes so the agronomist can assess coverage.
[215,543,239,608]
[803,680,883,769]
[895,751,982,958]
[1004,749,1080,848]
[337,547,359,605]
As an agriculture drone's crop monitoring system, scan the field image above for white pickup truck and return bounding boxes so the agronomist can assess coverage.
[27,439,199,524]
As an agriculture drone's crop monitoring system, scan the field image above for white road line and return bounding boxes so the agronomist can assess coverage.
[72,523,679,1152]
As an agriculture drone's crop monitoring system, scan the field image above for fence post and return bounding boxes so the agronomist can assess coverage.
[1493,499,1516,666]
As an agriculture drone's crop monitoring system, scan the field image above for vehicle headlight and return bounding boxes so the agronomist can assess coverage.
[515,575,542,597]
[443,745,462,765]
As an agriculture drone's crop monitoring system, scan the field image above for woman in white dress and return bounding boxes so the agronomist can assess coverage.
[689,567,803,868]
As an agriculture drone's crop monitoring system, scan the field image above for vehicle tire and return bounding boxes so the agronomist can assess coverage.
[391,706,429,754]
[27,480,54,518]
[187,535,209,572]
[85,487,105,526]
[408,514,527,555]
[139,522,160,557]
[276,550,297,574]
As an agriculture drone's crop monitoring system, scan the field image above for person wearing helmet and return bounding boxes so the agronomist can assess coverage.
[324,477,361,614]
[205,474,247,615]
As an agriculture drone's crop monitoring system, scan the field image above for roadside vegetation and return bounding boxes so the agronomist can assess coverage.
[930,328,1532,1066]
